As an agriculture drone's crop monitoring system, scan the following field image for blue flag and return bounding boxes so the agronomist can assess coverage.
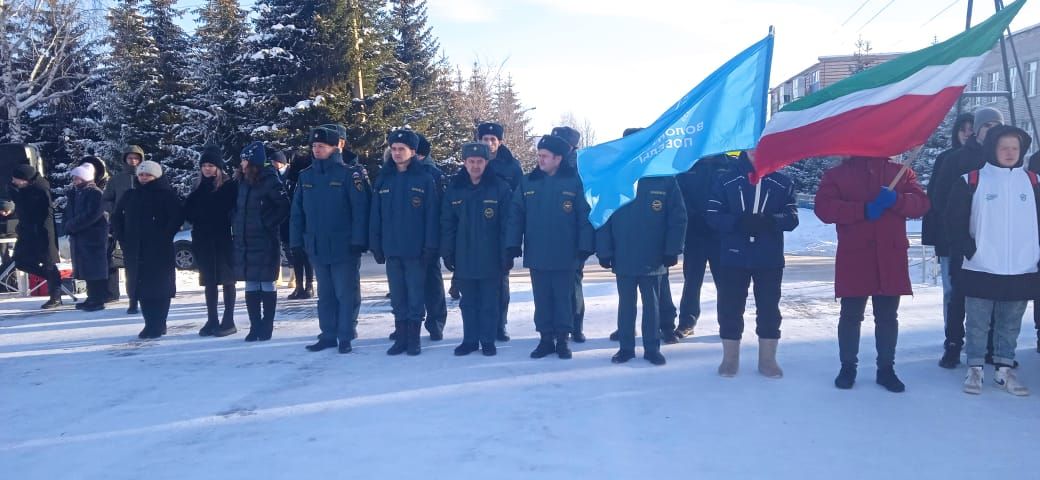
[577,34,774,228]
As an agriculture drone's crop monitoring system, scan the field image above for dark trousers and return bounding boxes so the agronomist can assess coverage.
[679,236,719,328]
[659,272,677,333]
[86,279,108,305]
[21,263,62,300]
[838,296,900,368]
[424,258,447,333]
[531,269,575,335]
[616,275,662,353]
[140,297,172,331]
[292,250,314,289]
[315,259,361,343]
[944,255,967,348]
[458,278,501,345]
[573,266,585,334]
[386,257,426,324]
[500,273,510,330]
[204,283,236,325]
[715,266,783,340]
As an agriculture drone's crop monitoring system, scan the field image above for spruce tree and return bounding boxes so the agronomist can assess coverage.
[194,0,253,163]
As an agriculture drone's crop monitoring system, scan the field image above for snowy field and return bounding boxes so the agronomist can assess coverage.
[2,212,1038,479]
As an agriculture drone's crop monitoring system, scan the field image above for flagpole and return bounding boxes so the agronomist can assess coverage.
[888,145,923,190]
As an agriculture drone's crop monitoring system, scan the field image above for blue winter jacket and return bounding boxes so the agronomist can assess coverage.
[596,176,687,276]
[441,169,512,279]
[506,161,594,271]
[370,158,439,259]
[290,151,371,264]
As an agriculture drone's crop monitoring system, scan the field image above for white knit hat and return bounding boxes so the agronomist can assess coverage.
[70,163,95,182]
[136,160,163,178]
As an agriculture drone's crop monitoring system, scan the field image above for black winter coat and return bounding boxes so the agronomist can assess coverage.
[233,167,290,282]
[5,172,59,270]
[113,177,183,300]
[677,155,729,240]
[490,145,524,191]
[65,182,109,281]
[185,175,237,286]
[927,137,985,256]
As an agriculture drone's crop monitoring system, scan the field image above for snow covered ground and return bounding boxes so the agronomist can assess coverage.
[2,217,1038,478]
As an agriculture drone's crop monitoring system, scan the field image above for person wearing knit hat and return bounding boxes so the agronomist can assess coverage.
[187,145,239,337]
[66,159,110,312]
[102,147,143,310]
[111,152,184,340]
[505,134,594,360]
[372,128,440,356]
[2,164,64,309]
[234,139,290,342]
[550,125,588,343]
[973,107,1004,138]
[476,121,523,341]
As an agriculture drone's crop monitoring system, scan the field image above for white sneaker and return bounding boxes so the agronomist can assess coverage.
[963,366,983,395]
[994,366,1030,396]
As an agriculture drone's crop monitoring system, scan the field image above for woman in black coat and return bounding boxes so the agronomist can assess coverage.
[1,165,62,309]
[112,161,184,340]
[185,148,239,337]
[234,142,290,341]
[64,162,109,311]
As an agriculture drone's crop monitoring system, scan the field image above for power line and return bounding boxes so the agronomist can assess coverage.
[921,0,963,28]
[858,0,897,33]
[841,0,874,26]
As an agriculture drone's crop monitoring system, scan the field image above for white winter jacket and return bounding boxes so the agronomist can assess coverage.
[962,163,1040,276]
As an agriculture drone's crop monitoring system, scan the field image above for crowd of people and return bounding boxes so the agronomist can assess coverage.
[4,110,1040,396]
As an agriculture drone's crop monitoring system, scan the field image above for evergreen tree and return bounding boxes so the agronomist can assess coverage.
[494,75,534,169]
[193,0,253,163]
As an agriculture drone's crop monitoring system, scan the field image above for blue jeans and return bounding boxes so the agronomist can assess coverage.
[964,297,1026,367]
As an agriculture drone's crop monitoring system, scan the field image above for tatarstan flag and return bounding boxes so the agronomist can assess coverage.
[753,0,1026,180]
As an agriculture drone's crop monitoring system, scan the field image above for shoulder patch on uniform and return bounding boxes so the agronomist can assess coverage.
[524,190,536,196]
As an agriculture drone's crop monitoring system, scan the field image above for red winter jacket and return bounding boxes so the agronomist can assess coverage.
[814,157,931,298]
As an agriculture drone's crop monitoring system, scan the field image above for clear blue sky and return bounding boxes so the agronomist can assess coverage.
[170,1,1040,144]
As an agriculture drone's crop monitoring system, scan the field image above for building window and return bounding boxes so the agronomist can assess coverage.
[793,77,803,99]
[1028,61,1037,97]
[973,75,984,106]
[808,70,820,94]
[1010,67,1018,98]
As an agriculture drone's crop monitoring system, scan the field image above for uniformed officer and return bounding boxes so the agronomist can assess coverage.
[371,129,440,356]
[416,133,449,340]
[441,143,512,357]
[596,173,687,366]
[292,127,371,354]
[506,134,594,360]
[550,125,591,344]
[478,122,524,342]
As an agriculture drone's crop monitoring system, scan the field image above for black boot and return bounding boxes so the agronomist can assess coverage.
[609,330,619,341]
[556,333,572,359]
[426,322,443,341]
[40,297,62,310]
[611,349,635,364]
[530,333,557,359]
[571,331,586,343]
[259,291,276,341]
[303,285,315,299]
[834,363,856,390]
[214,296,238,337]
[454,342,479,356]
[644,350,666,366]
[875,367,905,393]
[406,322,422,356]
[287,288,304,300]
[388,329,399,340]
[938,344,961,369]
[481,341,497,356]
[199,319,219,337]
[306,339,337,352]
[497,326,510,342]
[387,321,408,355]
[127,298,138,315]
[660,330,679,345]
[244,292,261,342]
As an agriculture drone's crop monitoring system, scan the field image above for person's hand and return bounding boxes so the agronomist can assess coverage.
[349,245,366,256]
[443,256,456,272]
[577,250,593,261]
[599,256,613,269]
[373,251,386,264]
[738,214,758,234]
[501,257,514,271]
[865,187,898,221]
[662,255,678,267]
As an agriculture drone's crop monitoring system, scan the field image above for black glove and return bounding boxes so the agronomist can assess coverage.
[577,250,593,261]
[502,257,514,271]
[599,256,613,269]
[373,251,386,264]
[292,246,306,260]
[963,239,977,261]
[421,248,437,267]
[350,245,367,256]
[662,255,679,267]
[443,255,456,272]
[738,214,758,234]
[506,247,522,259]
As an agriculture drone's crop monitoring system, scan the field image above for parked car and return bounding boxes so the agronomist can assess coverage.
[173,228,288,271]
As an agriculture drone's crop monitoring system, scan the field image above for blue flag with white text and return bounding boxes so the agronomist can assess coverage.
[577,34,773,228]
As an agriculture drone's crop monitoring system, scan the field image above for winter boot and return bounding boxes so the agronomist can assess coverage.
[609,330,619,341]
[718,339,740,377]
[555,333,572,359]
[660,330,680,345]
[994,365,1030,396]
[127,298,139,315]
[481,341,497,356]
[306,339,337,352]
[530,333,557,359]
[963,365,983,395]
[258,291,276,341]
[40,296,62,310]
[571,331,586,343]
[875,367,906,393]
[244,292,261,342]
[454,342,479,356]
[287,288,304,300]
[406,322,422,356]
[387,321,408,355]
[426,322,444,341]
[497,326,510,342]
[303,284,315,299]
[938,344,961,369]
[757,339,783,379]
[675,320,696,339]
[611,349,635,364]
[214,303,238,338]
[199,319,219,337]
[834,363,857,389]
[643,350,666,366]
[338,342,352,354]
